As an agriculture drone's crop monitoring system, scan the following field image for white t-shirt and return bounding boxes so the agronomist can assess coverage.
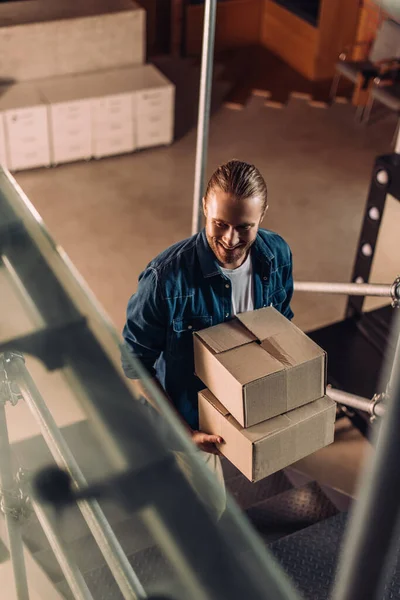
[220,252,254,316]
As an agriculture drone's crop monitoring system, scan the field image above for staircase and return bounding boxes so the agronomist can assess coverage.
[1,419,350,600]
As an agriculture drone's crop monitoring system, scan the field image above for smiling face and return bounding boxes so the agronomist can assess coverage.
[203,188,265,269]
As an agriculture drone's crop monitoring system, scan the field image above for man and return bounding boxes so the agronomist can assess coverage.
[122,160,294,457]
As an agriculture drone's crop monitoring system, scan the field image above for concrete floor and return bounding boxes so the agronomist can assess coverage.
[5,61,398,493]
[14,89,396,335]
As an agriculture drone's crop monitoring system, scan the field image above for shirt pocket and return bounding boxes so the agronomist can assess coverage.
[269,288,287,312]
[169,315,213,360]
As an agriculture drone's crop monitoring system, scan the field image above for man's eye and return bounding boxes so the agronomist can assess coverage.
[239,225,251,231]
[215,222,225,228]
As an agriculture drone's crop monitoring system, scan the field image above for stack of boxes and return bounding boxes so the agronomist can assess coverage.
[0,1,175,172]
[194,307,336,482]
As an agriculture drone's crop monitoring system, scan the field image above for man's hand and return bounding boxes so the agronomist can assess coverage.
[191,430,223,455]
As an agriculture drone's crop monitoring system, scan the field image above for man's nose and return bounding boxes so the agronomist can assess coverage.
[223,227,239,247]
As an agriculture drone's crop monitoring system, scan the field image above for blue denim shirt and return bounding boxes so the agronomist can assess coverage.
[122,228,294,430]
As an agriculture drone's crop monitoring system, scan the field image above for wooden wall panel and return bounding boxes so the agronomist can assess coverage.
[261,0,317,80]
[353,0,387,60]
[186,0,263,57]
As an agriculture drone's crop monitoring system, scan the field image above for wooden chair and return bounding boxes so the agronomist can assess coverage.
[362,63,400,144]
[330,18,400,120]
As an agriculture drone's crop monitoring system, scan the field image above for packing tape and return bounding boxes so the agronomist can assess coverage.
[260,336,296,369]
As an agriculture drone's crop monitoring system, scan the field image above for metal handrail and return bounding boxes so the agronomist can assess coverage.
[327,386,385,419]
[294,277,400,307]
[5,354,146,600]
[31,498,94,600]
[0,401,30,600]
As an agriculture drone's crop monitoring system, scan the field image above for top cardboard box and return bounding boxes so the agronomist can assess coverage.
[194,307,326,428]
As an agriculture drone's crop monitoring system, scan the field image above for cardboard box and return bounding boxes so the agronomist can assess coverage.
[194,307,326,427]
[199,389,336,482]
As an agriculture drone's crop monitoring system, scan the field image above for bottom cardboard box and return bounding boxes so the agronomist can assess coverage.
[199,389,336,482]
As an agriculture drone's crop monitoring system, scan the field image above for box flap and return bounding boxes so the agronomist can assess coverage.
[218,343,284,385]
[237,306,288,340]
[195,318,256,354]
[199,388,230,417]
[238,307,325,365]
[264,328,324,365]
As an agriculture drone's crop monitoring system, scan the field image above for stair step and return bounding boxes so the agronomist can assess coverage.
[56,545,183,600]
[22,496,132,554]
[247,481,339,544]
[11,420,114,483]
[269,511,400,600]
[32,511,154,584]
[226,470,293,510]
[269,512,347,599]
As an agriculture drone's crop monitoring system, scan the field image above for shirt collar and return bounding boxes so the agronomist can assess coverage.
[196,229,221,278]
[196,229,274,278]
[252,230,275,263]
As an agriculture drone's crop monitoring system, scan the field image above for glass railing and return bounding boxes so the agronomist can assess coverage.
[0,165,299,600]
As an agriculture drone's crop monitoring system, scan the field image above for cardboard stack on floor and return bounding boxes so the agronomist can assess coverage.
[0,0,174,172]
[194,307,336,482]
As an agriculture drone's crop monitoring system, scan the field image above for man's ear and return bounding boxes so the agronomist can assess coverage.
[202,197,207,216]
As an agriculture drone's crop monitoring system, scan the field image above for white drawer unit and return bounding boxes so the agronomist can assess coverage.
[91,93,136,156]
[50,99,92,134]
[0,114,7,168]
[93,126,135,159]
[39,77,94,164]
[4,106,47,140]
[136,86,174,117]
[48,100,92,164]
[51,131,92,164]
[131,65,175,149]
[136,110,174,150]
[7,144,50,172]
[92,93,134,126]
[0,84,51,171]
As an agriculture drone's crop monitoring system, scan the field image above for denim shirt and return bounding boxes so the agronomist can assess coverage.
[122,228,294,430]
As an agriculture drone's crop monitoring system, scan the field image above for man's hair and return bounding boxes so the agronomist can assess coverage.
[205,160,268,212]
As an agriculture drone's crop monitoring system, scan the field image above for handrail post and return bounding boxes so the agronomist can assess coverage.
[0,399,30,600]
[332,317,400,600]
[191,0,217,235]
[6,354,146,600]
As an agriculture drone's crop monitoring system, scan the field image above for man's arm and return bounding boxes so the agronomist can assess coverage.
[122,267,166,379]
[281,248,294,321]
[122,267,222,454]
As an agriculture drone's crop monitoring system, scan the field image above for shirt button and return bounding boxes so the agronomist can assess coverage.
[188,325,193,330]
[263,276,268,281]
[225,313,229,318]
[225,284,230,289]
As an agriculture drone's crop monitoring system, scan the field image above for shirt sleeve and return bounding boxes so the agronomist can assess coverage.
[122,267,166,379]
[282,249,294,321]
